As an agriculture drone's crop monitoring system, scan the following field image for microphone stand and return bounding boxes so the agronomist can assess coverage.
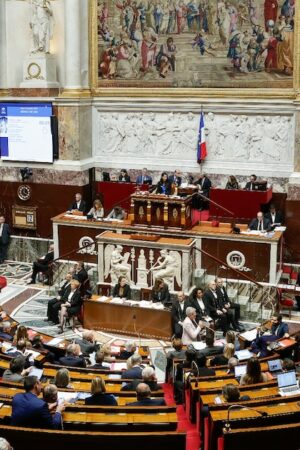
[223,404,268,433]
[192,360,200,388]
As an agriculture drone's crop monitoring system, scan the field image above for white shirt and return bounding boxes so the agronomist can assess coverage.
[0,224,3,237]
[197,298,205,312]
[257,220,264,231]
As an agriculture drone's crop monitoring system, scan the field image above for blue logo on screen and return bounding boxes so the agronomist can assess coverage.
[0,107,7,116]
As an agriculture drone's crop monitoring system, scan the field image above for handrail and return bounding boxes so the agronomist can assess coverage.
[196,191,235,218]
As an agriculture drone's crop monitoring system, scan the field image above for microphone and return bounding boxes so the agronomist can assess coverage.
[192,360,200,387]
[223,404,268,433]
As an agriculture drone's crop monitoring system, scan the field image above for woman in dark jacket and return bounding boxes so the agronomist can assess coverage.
[58,279,82,332]
[112,276,131,299]
[85,377,117,406]
[156,172,172,195]
[151,278,170,305]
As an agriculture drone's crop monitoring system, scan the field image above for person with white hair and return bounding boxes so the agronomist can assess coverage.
[181,307,205,345]
[0,437,12,450]
[119,340,137,359]
[121,365,160,391]
[75,330,99,356]
[121,354,144,379]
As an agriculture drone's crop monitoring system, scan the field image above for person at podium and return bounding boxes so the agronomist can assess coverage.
[155,172,172,195]
[248,211,271,232]
[151,278,170,305]
[225,175,239,190]
[119,169,131,182]
[67,193,87,214]
[194,173,212,210]
[168,169,182,187]
[136,168,152,185]
[112,276,131,299]
[244,174,257,190]
[87,199,104,219]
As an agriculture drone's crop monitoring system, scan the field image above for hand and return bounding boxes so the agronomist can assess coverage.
[48,402,58,412]
[217,310,222,315]
[57,402,66,413]
[222,309,227,314]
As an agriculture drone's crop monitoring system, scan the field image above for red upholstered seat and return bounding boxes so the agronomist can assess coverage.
[280,297,294,307]
[282,265,292,274]
[0,276,7,291]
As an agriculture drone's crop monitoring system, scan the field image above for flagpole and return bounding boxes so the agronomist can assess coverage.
[200,105,203,177]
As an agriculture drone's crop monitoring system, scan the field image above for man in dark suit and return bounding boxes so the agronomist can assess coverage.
[0,321,13,341]
[58,343,86,368]
[121,366,160,391]
[89,350,110,370]
[75,330,99,356]
[265,204,283,229]
[136,168,152,185]
[126,383,166,406]
[271,314,289,338]
[73,261,88,284]
[198,333,223,358]
[46,272,72,323]
[67,192,87,213]
[121,354,145,379]
[194,174,212,210]
[168,169,182,187]
[0,215,11,263]
[11,375,65,428]
[203,280,228,335]
[216,278,243,331]
[171,291,189,338]
[28,243,54,284]
[248,211,271,232]
[244,174,257,190]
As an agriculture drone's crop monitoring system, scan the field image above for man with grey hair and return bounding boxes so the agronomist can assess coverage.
[121,365,160,391]
[58,343,86,368]
[0,437,12,450]
[126,383,166,406]
[119,340,136,359]
[0,321,13,341]
[181,306,204,345]
[75,330,99,356]
[121,354,144,379]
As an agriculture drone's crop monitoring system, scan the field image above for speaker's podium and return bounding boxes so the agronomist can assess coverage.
[129,192,194,229]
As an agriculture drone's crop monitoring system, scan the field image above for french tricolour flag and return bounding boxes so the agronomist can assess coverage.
[197,112,207,163]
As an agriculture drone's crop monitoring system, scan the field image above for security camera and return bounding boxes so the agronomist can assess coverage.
[20,167,33,182]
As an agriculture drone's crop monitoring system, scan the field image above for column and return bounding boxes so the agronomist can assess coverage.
[0,0,8,94]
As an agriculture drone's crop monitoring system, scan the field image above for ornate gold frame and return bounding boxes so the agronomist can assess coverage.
[89,0,300,99]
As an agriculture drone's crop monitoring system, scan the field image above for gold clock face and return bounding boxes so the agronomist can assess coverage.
[17,185,31,201]
[27,62,41,79]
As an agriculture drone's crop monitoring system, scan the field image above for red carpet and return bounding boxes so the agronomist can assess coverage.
[192,209,210,225]
[163,383,200,450]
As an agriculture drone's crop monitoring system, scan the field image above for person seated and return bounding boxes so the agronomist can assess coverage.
[0,321,13,341]
[168,169,182,187]
[58,279,82,333]
[101,343,115,363]
[248,211,271,232]
[196,354,216,377]
[173,348,202,404]
[239,357,268,385]
[165,338,186,382]
[121,354,145,379]
[58,343,86,368]
[107,205,125,220]
[11,375,65,429]
[188,287,213,326]
[244,174,257,190]
[227,357,238,374]
[2,356,31,383]
[118,169,130,182]
[282,358,295,372]
[250,324,278,358]
[194,174,212,210]
[181,307,204,345]
[43,384,59,409]
[75,330,99,356]
[126,383,166,406]
[222,383,250,402]
[6,339,32,367]
[54,368,73,389]
[31,335,55,363]
[155,172,172,195]
[46,272,73,324]
[151,278,170,306]
[136,168,152,185]
[225,175,239,190]
[87,199,104,219]
[85,377,118,406]
[171,291,189,338]
[203,281,228,335]
[13,325,31,347]
[198,332,224,358]
[121,366,160,391]
[156,37,176,78]
[271,314,289,338]
[118,340,136,360]
[112,275,131,299]
[73,261,88,284]
[28,243,54,284]
[89,351,110,370]
[226,330,240,351]
[265,203,283,229]
[210,343,235,366]
[67,192,87,214]
[216,277,242,331]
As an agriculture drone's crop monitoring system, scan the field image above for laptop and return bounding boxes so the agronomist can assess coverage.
[267,359,283,378]
[278,371,300,396]
[234,365,247,379]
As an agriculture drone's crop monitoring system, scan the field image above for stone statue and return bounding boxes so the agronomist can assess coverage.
[29,0,53,54]
[150,249,181,288]
[105,244,131,284]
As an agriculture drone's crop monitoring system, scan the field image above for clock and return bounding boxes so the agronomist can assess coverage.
[27,62,42,79]
[17,185,31,201]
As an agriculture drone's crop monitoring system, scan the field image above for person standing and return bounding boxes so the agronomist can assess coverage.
[0,215,10,264]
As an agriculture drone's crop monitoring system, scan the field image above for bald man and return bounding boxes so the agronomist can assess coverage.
[248,212,271,232]
[126,383,166,406]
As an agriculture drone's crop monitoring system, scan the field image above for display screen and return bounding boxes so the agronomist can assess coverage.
[0,102,53,163]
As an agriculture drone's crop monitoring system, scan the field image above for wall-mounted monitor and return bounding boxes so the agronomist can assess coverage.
[0,102,55,163]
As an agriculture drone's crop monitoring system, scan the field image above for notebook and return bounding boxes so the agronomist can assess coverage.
[278,371,300,396]
[235,349,253,361]
[267,359,283,377]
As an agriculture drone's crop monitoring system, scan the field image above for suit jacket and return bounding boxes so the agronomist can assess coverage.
[58,354,86,368]
[119,174,131,182]
[248,218,271,231]
[181,316,201,345]
[171,300,189,325]
[188,297,209,322]
[271,322,289,338]
[118,350,134,360]
[265,211,283,226]
[168,175,182,187]
[195,177,212,197]
[75,338,99,356]
[127,398,166,406]
[198,345,224,358]
[156,181,172,195]
[203,289,221,319]
[112,283,131,299]
[11,392,62,429]
[197,366,216,377]
[245,181,255,191]
[121,379,160,392]
[85,393,117,406]
[0,223,10,245]
[64,289,82,309]
[136,174,152,185]
[151,284,170,305]
[216,286,230,308]
[74,268,88,284]
[121,365,144,380]
[39,251,54,267]
[69,199,87,213]
[58,281,71,298]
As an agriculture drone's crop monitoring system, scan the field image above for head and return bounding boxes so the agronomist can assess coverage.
[142,366,156,382]
[82,330,94,343]
[10,356,26,374]
[16,339,27,353]
[167,37,174,46]
[271,314,282,326]
[136,382,151,401]
[0,438,12,450]
[172,338,183,352]
[222,383,240,402]
[205,331,215,347]
[131,354,142,366]
[160,172,168,183]
[269,204,276,214]
[76,261,84,270]
[142,167,148,175]
[250,174,257,182]
[65,272,73,282]
[226,331,236,345]
[125,340,136,353]
[223,343,235,359]
[208,280,216,291]
[93,199,103,209]
[186,307,197,322]
[24,375,42,395]
[70,279,80,291]
[282,358,295,372]
[193,287,203,300]
[229,175,237,183]
[43,384,58,404]
[185,348,198,364]
[118,276,127,287]
[95,351,105,365]
[91,376,106,395]
[154,278,165,291]
[174,169,181,177]
[31,335,43,349]
[114,206,122,215]
[228,357,238,372]
[177,291,185,303]
[75,193,82,202]
[0,216,5,225]
[215,278,224,289]
[246,357,262,380]
[55,368,71,388]
[66,343,81,357]
[16,325,28,341]
[257,211,264,222]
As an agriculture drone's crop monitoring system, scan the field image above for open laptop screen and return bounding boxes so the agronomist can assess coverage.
[234,365,247,378]
[277,371,297,388]
[268,359,282,372]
